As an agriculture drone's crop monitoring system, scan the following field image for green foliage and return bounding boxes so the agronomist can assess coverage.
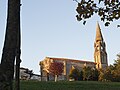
[112,54,120,81]
[91,68,99,81]
[75,0,120,26]
[82,66,92,80]
[82,66,99,81]
[98,69,104,81]
[69,67,99,81]
[69,68,81,80]
[79,71,83,80]
[99,53,120,82]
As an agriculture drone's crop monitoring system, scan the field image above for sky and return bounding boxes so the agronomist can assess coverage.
[0,0,120,74]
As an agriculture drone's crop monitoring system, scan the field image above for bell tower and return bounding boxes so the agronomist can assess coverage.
[94,23,108,69]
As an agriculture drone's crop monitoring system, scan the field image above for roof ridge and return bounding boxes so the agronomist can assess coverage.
[46,57,95,63]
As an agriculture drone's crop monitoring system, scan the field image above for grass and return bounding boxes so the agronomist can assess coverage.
[20,80,120,90]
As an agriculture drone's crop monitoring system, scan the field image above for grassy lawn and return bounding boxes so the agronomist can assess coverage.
[20,80,120,90]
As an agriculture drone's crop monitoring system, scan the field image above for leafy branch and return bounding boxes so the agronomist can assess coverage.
[75,0,120,27]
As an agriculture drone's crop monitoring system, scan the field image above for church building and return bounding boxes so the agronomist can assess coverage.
[39,23,108,81]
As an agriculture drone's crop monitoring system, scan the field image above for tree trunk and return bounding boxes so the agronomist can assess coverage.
[0,0,21,89]
[15,0,21,89]
[15,19,21,90]
[55,75,58,82]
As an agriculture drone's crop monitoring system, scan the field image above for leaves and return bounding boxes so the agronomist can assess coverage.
[83,21,86,25]
[117,25,120,28]
[49,62,64,76]
[69,68,80,80]
[75,0,120,27]
[99,54,120,82]
[105,22,110,26]
[99,0,103,4]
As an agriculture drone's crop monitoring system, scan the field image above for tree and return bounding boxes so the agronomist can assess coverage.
[98,69,104,81]
[91,68,99,81]
[111,54,120,81]
[0,0,21,89]
[49,62,64,82]
[82,66,92,81]
[102,67,114,81]
[69,67,80,81]
[99,54,120,82]
[75,0,120,27]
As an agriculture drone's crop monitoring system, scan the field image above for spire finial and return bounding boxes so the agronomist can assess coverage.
[95,22,103,41]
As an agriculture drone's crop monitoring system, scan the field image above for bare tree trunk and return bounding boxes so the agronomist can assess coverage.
[15,44,21,90]
[15,0,21,90]
[0,0,21,89]
[55,75,58,82]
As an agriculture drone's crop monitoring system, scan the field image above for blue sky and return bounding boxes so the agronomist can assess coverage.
[0,0,120,74]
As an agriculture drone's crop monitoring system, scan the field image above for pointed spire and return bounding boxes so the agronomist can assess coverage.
[95,22,103,41]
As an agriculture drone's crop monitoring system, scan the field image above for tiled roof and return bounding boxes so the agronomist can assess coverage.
[46,57,95,64]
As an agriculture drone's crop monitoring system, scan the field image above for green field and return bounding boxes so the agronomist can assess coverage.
[20,80,120,90]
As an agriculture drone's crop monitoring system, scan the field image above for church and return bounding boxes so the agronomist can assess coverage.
[39,23,108,81]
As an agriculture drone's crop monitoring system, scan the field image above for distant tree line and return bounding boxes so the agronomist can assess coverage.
[69,54,120,82]
[69,66,99,81]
